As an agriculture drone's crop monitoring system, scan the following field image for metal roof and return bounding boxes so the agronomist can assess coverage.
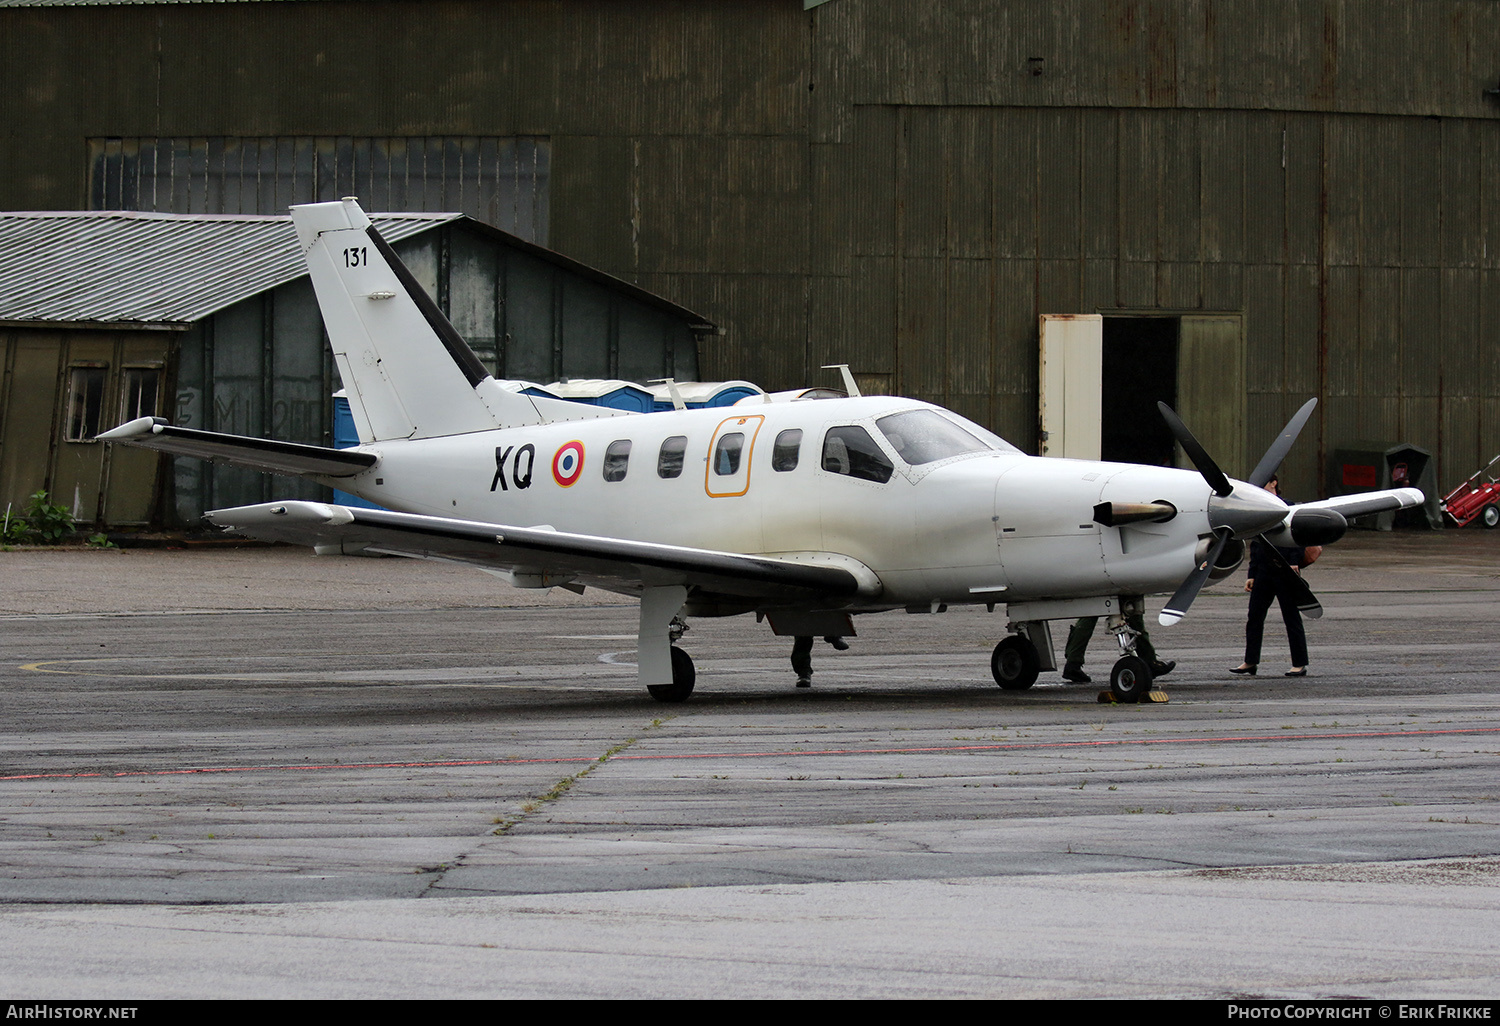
[0,208,717,332]
[0,209,458,328]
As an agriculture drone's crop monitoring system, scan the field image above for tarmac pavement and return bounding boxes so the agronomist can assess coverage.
[0,530,1497,998]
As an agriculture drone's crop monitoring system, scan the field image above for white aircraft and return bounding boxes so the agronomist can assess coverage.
[100,198,1424,703]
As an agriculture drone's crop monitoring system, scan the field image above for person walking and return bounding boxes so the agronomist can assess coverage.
[1230,476,1309,677]
[791,635,849,688]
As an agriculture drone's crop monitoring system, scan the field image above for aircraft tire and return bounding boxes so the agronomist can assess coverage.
[647,647,696,703]
[991,636,1040,691]
[1482,504,1499,529]
[1109,655,1153,702]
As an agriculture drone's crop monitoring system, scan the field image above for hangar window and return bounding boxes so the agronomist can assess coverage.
[120,368,161,422]
[658,436,687,479]
[713,433,745,476]
[64,366,108,443]
[603,440,632,482]
[772,429,802,472]
[821,426,893,484]
[88,136,551,244]
[876,410,990,465]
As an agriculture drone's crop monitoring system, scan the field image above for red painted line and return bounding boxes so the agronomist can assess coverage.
[611,726,1500,761]
[1,726,1495,783]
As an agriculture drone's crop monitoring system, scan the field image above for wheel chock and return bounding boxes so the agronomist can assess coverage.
[1096,689,1170,704]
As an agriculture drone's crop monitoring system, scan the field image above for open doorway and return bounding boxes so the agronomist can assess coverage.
[1101,317,1178,467]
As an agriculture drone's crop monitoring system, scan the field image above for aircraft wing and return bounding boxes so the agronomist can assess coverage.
[1293,487,1425,520]
[204,500,866,603]
[98,417,376,480]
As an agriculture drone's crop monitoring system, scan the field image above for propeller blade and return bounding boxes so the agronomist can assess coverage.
[1157,402,1233,498]
[1159,530,1230,626]
[1248,398,1318,488]
[1259,539,1323,619]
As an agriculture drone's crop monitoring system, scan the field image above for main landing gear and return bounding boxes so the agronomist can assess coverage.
[990,635,1040,691]
[647,647,696,703]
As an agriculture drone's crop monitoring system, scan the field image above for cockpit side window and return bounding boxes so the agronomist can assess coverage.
[771,429,802,471]
[821,425,893,484]
[658,435,687,479]
[875,409,993,465]
[603,439,632,482]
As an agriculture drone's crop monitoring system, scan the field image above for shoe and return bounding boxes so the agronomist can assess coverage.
[1150,660,1176,677]
[1229,664,1257,675]
[1284,667,1307,677]
[1062,662,1092,684]
[796,675,812,688]
[825,637,849,651]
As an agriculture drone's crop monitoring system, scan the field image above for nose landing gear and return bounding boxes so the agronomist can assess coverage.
[1104,601,1168,704]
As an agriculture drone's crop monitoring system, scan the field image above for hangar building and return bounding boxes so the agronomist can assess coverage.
[2,0,1498,505]
[0,209,710,527]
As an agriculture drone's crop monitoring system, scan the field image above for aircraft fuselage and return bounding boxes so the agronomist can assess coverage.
[324,393,1233,611]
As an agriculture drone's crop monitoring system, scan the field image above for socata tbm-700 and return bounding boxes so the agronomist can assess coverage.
[102,199,1422,702]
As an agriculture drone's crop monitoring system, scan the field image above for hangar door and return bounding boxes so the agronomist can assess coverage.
[1040,313,1245,476]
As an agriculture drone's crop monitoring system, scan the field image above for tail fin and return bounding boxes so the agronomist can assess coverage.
[291,198,544,442]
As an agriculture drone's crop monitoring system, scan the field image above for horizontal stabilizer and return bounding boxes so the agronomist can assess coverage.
[205,500,866,603]
[98,417,376,480]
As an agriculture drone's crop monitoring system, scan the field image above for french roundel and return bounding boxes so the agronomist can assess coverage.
[552,440,585,487]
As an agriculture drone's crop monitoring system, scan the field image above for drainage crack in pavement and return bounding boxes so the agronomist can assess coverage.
[417,715,677,894]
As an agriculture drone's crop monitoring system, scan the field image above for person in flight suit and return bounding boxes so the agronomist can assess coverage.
[1061,616,1175,684]
[792,635,849,688]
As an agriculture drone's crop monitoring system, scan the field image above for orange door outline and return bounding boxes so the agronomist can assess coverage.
[704,414,764,498]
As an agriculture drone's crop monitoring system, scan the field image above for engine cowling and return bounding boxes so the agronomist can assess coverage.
[1288,507,1348,547]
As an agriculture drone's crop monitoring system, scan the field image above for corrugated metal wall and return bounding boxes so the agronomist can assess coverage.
[6,0,1500,498]
[809,103,1500,495]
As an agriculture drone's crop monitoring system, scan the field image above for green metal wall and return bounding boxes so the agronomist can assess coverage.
[6,0,1500,498]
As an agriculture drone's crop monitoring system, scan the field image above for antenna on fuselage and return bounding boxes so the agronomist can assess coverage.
[651,378,687,411]
[822,364,862,398]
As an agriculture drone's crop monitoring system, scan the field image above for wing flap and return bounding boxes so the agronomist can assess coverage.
[98,417,377,480]
[204,500,864,602]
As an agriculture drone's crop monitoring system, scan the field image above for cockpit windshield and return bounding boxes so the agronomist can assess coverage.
[875,409,1012,465]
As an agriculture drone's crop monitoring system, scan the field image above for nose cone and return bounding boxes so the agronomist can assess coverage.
[1209,484,1290,539]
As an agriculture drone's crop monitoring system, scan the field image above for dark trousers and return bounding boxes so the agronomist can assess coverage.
[791,635,814,677]
[1065,615,1157,665]
[1244,573,1308,666]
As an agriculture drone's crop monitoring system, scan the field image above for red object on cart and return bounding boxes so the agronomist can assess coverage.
[1440,454,1500,528]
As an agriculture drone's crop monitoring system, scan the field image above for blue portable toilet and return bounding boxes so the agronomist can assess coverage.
[536,379,655,412]
[646,380,765,411]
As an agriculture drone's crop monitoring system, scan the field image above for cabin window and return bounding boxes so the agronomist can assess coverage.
[875,409,990,465]
[821,426,893,484]
[120,368,161,422]
[713,433,745,476]
[658,436,687,478]
[771,429,802,472]
[603,439,632,482]
[64,366,108,443]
